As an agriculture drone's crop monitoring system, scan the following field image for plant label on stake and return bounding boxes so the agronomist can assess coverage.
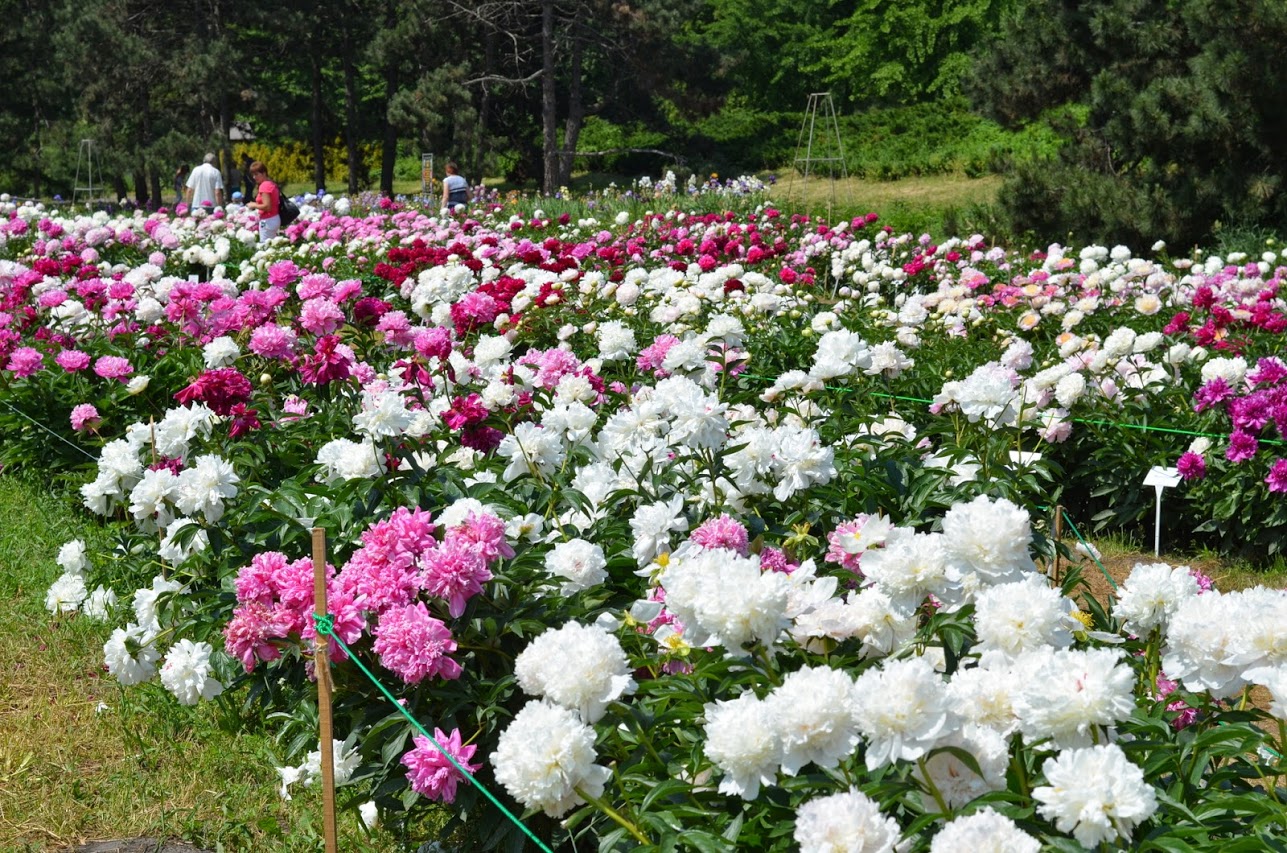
[1143,466,1181,556]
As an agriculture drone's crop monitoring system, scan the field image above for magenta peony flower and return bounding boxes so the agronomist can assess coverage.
[402,727,480,803]
[1176,451,1206,480]
[1225,430,1258,463]
[420,540,493,619]
[1267,459,1287,494]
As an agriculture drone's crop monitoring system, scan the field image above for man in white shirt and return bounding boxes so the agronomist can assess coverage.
[185,153,224,209]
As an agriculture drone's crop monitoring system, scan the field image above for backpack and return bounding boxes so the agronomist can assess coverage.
[279,196,300,226]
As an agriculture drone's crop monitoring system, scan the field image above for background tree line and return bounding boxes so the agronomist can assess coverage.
[3,0,1286,245]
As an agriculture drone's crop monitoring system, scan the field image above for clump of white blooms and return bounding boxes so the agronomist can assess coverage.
[1033,743,1158,848]
[661,548,791,653]
[277,738,362,800]
[159,638,224,705]
[513,622,635,723]
[973,574,1075,661]
[491,700,611,817]
[793,787,902,853]
[1163,587,1287,698]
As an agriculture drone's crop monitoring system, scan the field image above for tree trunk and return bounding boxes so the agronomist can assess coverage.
[134,166,149,208]
[541,0,558,195]
[311,53,326,191]
[219,91,233,187]
[149,167,163,210]
[558,36,584,189]
[380,61,398,197]
[342,24,361,194]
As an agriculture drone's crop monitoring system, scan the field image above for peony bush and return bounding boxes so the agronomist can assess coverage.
[3,185,1287,850]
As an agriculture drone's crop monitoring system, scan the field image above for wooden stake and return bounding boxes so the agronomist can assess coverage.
[1052,504,1064,583]
[312,527,338,853]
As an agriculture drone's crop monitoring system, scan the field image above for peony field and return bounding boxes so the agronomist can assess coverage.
[8,181,1287,851]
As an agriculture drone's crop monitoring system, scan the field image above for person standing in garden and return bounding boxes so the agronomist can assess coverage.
[441,161,468,211]
[244,160,280,242]
[173,165,189,206]
[185,153,224,209]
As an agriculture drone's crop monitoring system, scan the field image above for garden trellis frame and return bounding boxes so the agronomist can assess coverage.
[788,93,849,217]
[72,139,101,205]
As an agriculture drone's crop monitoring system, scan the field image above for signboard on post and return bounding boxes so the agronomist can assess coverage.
[1143,465,1181,556]
[421,154,434,197]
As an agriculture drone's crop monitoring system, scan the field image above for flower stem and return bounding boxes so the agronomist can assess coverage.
[917,756,950,817]
[576,788,652,846]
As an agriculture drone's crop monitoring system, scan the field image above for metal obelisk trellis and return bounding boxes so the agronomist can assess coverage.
[72,139,100,205]
[788,93,849,216]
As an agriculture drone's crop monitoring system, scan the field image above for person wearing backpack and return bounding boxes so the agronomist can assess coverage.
[245,161,281,242]
[441,161,468,211]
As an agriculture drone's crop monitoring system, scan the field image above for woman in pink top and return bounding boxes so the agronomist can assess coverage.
[244,161,280,242]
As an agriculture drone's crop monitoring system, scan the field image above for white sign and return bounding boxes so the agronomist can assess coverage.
[1143,466,1181,488]
[1143,465,1181,556]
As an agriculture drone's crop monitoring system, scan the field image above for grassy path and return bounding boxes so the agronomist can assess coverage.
[0,477,403,852]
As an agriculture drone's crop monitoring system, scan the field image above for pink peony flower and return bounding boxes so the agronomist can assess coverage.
[402,727,480,803]
[223,601,292,672]
[5,346,44,377]
[55,350,91,372]
[372,601,462,683]
[420,540,493,619]
[70,403,101,432]
[689,514,750,556]
[93,355,133,381]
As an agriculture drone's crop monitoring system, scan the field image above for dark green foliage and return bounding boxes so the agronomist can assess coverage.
[971,0,1287,247]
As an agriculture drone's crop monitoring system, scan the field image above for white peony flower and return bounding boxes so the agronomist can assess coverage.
[46,571,88,613]
[514,622,635,723]
[104,622,161,685]
[1113,561,1200,635]
[930,807,1040,853]
[852,656,957,770]
[629,495,688,565]
[491,701,612,817]
[159,638,224,705]
[859,529,954,615]
[973,574,1075,661]
[497,422,566,482]
[661,548,791,653]
[794,787,901,853]
[703,691,781,799]
[912,726,1008,813]
[767,665,861,775]
[1033,743,1157,848]
[56,539,90,575]
[941,495,1037,588]
[201,335,241,368]
[133,573,183,633]
[1012,648,1135,749]
[543,538,608,594]
[315,437,387,483]
[83,585,118,621]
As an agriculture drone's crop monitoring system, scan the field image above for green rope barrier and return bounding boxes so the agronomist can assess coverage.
[737,373,1285,445]
[311,613,556,853]
[1057,508,1118,591]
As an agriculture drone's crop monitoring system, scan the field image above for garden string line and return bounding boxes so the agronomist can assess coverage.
[310,613,556,853]
[1055,507,1118,591]
[0,400,97,461]
[737,373,1285,446]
